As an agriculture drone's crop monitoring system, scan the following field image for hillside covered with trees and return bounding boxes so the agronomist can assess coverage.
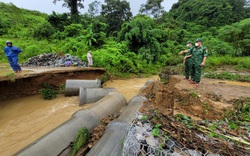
[0,0,250,77]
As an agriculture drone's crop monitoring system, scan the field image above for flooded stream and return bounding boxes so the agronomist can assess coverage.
[1,74,250,155]
[0,95,90,156]
[0,76,158,156]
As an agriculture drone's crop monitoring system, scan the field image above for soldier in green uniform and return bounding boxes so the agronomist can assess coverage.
[184,38,208,86]
[179,40,193,80]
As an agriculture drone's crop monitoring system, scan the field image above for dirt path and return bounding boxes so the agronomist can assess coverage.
[140,75,250,120]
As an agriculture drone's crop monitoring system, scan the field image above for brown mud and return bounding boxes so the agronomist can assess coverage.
[1,64,250,155]
[0,66,105,101]
[78,75,250,155]
[137,75,250,155]
[140,75,250,120]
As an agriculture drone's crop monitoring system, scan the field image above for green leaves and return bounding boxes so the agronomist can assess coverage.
[64,24,83,37]
[141,115,149,120]
[176,114,194,129]
[169,0,249,27]
[218,18,250,56]
[101,0,132,35]
[228,121,239,130]
[118,16,168,63]
[139,0,165,19]
[33,21,56,40]
[39,83,58,100]
[152,123,161,137]
[72,128,90,156]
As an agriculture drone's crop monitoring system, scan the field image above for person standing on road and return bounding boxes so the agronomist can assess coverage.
[87,51,93,67]
[184,38,208,86]
[179,40,193,80]
[4,40,22,73]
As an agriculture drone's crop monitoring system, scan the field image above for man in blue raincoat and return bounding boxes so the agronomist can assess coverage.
[4,41,22,73]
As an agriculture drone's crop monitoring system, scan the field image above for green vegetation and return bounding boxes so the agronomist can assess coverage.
[4,72,16,82]
[225,98,250,124]
[204,72,250,82]
[206,56,250,69]
[152,123,161,137]
[58,83,66,94]
[190,90,198,98]
[72,128,90,156]
[141,115,149,120]
[176,114,194,129]
[0,0,249,78]
[39,83,58,100]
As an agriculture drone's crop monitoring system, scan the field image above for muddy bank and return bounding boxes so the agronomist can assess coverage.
[0,76,158,155]
[0,67,105,101]
[140,75,250,120]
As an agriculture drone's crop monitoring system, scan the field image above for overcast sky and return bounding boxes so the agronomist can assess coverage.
[0,0,178,15]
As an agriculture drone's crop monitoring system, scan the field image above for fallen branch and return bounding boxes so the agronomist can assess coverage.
[198,125,250,146]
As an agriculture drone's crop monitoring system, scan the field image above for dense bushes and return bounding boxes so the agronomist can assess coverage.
[206,56,250,70]
[0,1,249,78]
[39,83,58,100]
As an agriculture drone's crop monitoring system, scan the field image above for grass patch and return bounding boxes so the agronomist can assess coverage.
[72,128,90,156]
[3,72,16,82]
[224,97,250,126]
[206,56,250,70]
[0,63,13,77]
[204,72,250,82]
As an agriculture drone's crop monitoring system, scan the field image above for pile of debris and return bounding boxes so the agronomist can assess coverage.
[22,53,87,67]
[122,111,250,156]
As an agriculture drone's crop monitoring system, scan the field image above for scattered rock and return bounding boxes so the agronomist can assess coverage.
[22,53,87,67]
[145,134,159,147]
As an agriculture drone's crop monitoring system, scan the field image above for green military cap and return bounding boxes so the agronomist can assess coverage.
[186,40,192,44]
[196,37,203,42]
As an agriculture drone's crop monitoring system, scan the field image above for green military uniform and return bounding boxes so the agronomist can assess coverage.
[184,46,193,80]
[189,39,208,84]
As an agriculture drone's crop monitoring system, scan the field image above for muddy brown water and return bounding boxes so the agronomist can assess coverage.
[1,75,249,155]
[0,95,91,156]
[0,76,158,156]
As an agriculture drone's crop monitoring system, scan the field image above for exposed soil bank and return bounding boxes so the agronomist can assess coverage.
[140,75,250,120]
[0,67,105,101]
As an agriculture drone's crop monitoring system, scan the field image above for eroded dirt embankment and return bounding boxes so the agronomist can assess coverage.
[0,67,105,101]
[140,75,250,120]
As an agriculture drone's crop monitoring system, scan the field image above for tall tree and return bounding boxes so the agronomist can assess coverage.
[53,0,84,16]
[169,0,250,27]
[47,12,71,31]
[228,0,250,21]
[88,0,101,17]
[139,0,164,19]
[118,16,168,63]
[101,0,132,36]
[218,18,250,56]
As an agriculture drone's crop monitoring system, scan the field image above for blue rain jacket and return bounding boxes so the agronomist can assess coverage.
[4,46,22,57]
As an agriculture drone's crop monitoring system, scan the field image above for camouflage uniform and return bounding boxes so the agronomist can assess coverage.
[190,45,208,83]
[184,47,193,79]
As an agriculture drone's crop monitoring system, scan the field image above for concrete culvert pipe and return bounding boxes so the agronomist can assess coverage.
[79,88,116,106]
[139,79,156,91]
[15,91,127,156]
[65,79,101,96]
[87,95,146,156]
